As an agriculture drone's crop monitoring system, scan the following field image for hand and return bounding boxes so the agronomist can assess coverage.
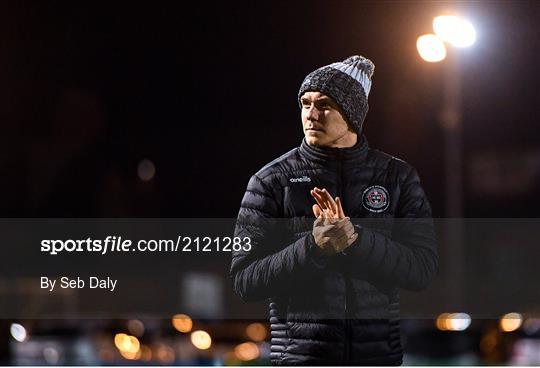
[310,187,358,254]
[312,215,358,254]
[310,187,345,219]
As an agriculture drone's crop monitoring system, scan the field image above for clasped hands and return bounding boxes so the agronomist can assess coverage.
[310,187,358,255]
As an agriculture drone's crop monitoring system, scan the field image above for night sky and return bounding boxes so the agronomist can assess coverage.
[1,1,539,218]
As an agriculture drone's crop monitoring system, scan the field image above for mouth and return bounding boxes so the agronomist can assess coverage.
[306,127,324,133]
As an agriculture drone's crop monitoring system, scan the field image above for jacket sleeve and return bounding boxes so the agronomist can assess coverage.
[346,167,439,291]
[230,174,326,302]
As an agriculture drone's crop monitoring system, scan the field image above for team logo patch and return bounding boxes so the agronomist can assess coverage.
[362,185,390,213]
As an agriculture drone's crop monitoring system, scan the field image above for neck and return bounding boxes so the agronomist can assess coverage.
[321,132,358,148]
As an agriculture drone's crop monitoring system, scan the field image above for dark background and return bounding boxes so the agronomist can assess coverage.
[1,0,538,219]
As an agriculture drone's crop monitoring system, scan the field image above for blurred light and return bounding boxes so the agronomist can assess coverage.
[190,330,212,350]
[523,318,540,335]
[448,313,471,331]
[246,323,267,342]
[417,34,447,62]
[114,333,140,354]
[172,314,193,333]
[436,313,450,330]
[433,15,476,47]
[127,319,145,337]
[500,313,523,332]
[156,344,175,364]
[436,313,471,331]
[234,342,260,361]
[140,345,152,362]
[137,159,156,181]
[43,347,60,364]
[10,323,27,342]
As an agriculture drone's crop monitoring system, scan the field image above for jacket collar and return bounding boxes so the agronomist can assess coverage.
[299,135,369,164]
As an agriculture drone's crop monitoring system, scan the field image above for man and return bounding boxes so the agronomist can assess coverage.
[231,55,438,365]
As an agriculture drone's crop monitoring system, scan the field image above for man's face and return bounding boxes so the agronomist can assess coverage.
[300,91,357,148]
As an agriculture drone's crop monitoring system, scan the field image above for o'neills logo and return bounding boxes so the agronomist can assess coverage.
[289,175,312,183]
[362,185,390,213]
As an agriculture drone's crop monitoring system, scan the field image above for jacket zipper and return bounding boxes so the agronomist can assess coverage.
[336,153,351,363]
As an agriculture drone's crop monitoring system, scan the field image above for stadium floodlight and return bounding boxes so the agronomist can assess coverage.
[433,15,476,48]
[417,34,447,62]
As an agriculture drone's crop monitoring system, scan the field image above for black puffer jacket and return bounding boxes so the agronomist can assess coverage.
[231,137,438,365]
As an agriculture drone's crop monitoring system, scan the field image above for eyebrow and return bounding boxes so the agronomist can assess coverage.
[300,97,332,103]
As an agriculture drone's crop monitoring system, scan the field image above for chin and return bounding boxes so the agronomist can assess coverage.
[305,136,327,147]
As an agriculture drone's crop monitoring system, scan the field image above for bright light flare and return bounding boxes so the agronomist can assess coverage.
[433,15,476,48]
[190,330,212,350]
[436,313,471,331]
[500,313,523,332]
[114,333,140,354]
[417,34,447,63]
[10,323,27,342]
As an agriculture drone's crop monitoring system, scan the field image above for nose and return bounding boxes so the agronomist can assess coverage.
[306,104,321,121]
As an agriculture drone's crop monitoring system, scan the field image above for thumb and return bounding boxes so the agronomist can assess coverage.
[312,204,322,218]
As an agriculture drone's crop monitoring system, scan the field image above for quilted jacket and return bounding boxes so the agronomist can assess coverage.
[231,136,438,365]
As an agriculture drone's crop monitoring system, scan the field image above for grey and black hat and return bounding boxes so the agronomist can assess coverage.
[298,55,375,134]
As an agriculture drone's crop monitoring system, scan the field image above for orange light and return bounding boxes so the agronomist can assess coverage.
[500,313,523,332]
[436,313,470,331]
[120,349,141,360]
[246,323,267,342]
[114,333,140,354]
[172,314,193,333]
[234,342,260,361]
[140,345,152,362]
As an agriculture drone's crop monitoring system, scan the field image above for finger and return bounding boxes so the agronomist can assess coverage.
[344,226,355,239]
[312,204,323,218]
[322,189,338,215]
[324,209,337,224]
[332,217,350,229]
[346,232,359,246]
[342,220,354,234]
[314,188,334,210]
[319,223,339,235]
[311,189,328,211]
[336,197,346,219]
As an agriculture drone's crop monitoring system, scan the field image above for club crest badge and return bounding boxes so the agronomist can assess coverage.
[362,185,390,213]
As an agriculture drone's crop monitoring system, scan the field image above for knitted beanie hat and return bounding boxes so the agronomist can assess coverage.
[298,55,375,134]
